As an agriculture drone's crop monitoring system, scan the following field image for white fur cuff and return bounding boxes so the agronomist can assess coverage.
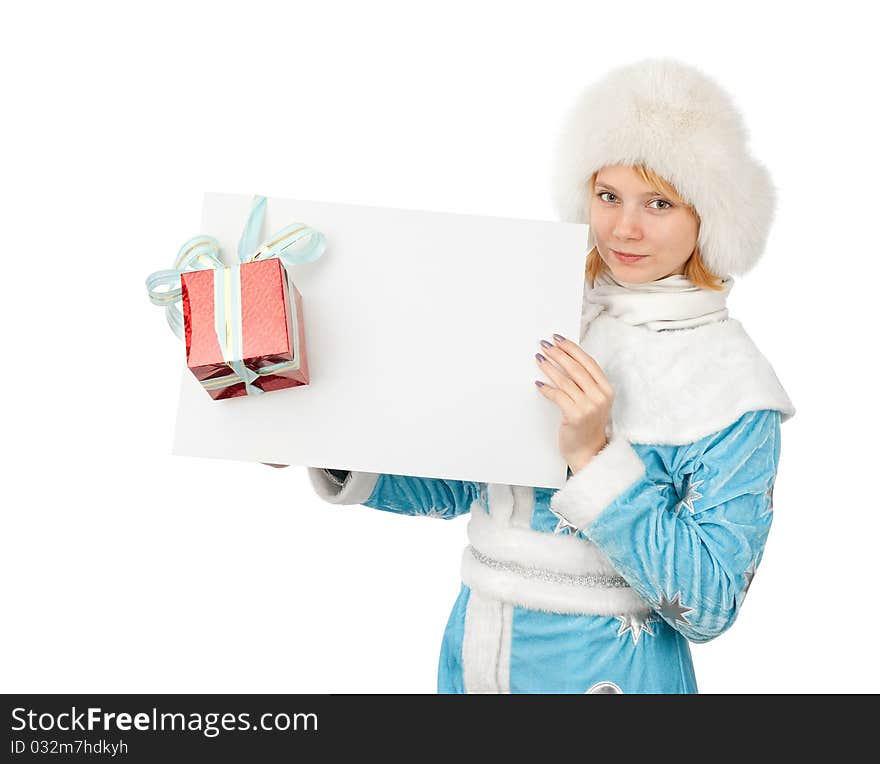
[549,434,646,530]
[307,467,380,505]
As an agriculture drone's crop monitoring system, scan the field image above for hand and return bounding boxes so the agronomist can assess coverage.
[535,333,614,473]
[261,463,289,468]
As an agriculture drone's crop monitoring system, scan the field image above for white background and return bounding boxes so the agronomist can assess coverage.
[2,0,877,694]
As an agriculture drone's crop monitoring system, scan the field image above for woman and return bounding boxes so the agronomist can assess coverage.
[302,58,795,693]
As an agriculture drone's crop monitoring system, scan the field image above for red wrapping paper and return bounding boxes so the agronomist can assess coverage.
[180,258,309,400]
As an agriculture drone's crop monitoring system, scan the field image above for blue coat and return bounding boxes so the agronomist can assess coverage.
[308,312,795,693]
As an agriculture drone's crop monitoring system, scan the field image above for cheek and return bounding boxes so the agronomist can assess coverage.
[668,213,699,247]
[653,218,695,252]
[666,229,698,260]
[589,205,610,237]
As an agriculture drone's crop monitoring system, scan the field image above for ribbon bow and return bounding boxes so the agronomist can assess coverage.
[146,195,326,396]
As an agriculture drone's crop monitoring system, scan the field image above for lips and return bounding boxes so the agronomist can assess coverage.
[611,249,649,263]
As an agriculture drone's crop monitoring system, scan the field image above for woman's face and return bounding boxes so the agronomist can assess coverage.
[589,164,699,283]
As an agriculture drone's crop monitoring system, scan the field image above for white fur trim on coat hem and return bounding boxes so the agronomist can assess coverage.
[549,433,646,530]
[462,591,512,694]
[307,467,380,505]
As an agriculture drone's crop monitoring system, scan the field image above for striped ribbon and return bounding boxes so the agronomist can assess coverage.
[146,195,326,396]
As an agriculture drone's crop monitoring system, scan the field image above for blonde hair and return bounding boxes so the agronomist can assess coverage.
[585,165,725,291]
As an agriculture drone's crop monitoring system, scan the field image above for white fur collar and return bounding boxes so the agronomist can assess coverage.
[580,312,795,446]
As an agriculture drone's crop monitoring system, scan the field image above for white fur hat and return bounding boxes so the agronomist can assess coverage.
[551,58,776,277]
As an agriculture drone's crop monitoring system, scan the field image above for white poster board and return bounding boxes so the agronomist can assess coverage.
[172,193,588,489]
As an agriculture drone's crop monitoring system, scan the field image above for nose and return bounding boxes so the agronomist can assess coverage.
[611,206,644,241]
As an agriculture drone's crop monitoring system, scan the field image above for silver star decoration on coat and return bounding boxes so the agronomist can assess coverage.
[614,612,659,645]
[743,557,758,595]
[422,507,451,519]
[674,477,704,516]
[763,482,775,516]
[549,506,580,535]
[657,591,694,627]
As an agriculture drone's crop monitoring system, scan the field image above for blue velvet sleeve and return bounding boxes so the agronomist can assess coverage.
[574,409,781,643]
[363,474,483,520]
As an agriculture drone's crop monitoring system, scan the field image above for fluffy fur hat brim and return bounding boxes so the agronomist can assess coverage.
[551,58,776,277]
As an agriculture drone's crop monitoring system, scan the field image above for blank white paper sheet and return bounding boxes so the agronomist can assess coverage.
[172,192,588,489]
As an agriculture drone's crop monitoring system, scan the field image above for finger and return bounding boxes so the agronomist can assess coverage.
[551,334,615,398]
[536,352,589,405]
[535,380,579,421]
[540,342,606,405]
[551,334,613,396]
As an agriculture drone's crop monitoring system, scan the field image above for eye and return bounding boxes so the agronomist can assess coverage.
[649,199,672,210]
[597,191,616,202]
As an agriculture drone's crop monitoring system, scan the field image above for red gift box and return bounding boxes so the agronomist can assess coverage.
[180,258,309,400]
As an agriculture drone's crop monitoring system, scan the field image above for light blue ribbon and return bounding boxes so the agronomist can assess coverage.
[146,195,326,396]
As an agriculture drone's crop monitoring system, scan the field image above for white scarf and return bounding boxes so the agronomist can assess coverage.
[581,269,734,333]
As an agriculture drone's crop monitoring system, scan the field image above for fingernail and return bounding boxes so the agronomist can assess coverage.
[553,333,566,343]
[535,380,545,387]
[535,353,546,362]
[539,339,553,349]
